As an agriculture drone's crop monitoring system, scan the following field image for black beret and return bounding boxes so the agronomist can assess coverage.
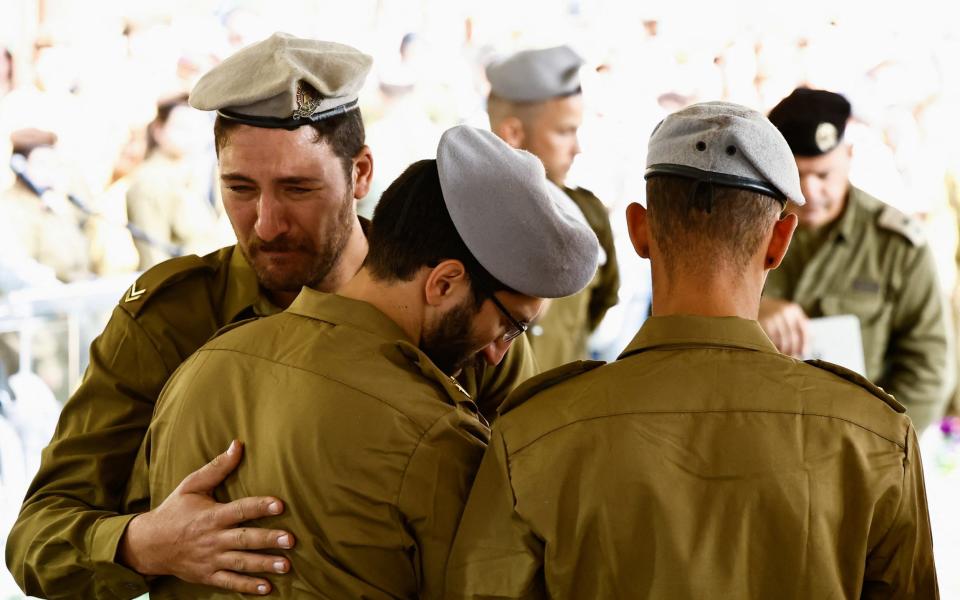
[767,88,851,157]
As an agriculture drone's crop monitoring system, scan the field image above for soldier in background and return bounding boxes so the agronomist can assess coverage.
[126,94,223,269]
[486,45,619,369]
[760,88,952,432]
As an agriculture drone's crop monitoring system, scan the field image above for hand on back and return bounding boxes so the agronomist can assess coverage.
[118,440,295,595]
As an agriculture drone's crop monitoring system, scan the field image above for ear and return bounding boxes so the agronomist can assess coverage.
[764,211,798,270]
[351,145,374,200]
[626,202,650,259]
[423,259,471,308]
[492,117,525,148]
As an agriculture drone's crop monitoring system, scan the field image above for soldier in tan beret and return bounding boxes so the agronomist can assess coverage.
[6,34,540,598]
[446,102,937,598]
[761,87,952,432]
[486,45,620,370]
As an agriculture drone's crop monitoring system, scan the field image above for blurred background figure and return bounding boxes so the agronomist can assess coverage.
[485,45,619,371]
[361,32,444,218]
[2,128,93,283]
[125,94,226,269]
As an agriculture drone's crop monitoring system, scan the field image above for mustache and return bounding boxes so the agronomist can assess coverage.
[247,235,314,254]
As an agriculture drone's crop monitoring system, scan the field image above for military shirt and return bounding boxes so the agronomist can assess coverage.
[764,185,952,431]
[527,187,619,369]
[140,290,486,598]
[5,244,537,599]
[446,315,937,599]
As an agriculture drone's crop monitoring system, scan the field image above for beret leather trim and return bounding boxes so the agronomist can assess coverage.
[217,99,359,130]
[645,163,787,204]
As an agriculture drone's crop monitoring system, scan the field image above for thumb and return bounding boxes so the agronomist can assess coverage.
[178,439,244,495]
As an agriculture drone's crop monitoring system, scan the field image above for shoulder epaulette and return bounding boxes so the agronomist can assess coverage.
[877,204,925,247]
[208,317,261,341]
[805,359,905,413]
[498,360,604,416]
[118,254,215,318]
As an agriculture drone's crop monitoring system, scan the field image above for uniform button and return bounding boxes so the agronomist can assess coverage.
[531,325,544,336]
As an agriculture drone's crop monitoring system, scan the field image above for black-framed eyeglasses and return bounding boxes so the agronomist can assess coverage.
[486,292,528,343]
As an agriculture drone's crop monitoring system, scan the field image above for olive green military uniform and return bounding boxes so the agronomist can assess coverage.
[764,185,952,431]
[139,289,486,598]
[5,244,536,600]
[446,316,937,599]
[125,152,221,270]
[527,186,619,369]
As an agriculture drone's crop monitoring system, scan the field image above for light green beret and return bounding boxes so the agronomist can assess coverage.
[486,45,584,103]
[645,101,805,206]
[437,125,599,299]
[189,32,372,129]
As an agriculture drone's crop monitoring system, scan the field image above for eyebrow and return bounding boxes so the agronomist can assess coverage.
[220,173,325,186]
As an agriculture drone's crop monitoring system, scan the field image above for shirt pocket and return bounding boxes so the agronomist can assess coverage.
[819,293,892,378]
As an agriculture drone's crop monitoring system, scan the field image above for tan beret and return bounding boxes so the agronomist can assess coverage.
[190,32,372,129]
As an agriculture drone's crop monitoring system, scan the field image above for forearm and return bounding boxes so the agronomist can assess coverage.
[6,308,166,596]
[8,504,145,599]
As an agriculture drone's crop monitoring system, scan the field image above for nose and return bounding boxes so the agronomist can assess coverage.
[799,175,820,202]
[254,190,289,242]
[573,136,582,156]
[480,338,513,367]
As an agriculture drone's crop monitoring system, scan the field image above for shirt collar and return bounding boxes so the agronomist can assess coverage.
[618,315,779,360]
[286,288,479,411]
[286,288,412,343]
[221,246,282,323]
[832,186,860,243]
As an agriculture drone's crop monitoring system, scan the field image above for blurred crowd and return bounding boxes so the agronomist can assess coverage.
[1,1,958,347]
[0,5,957,400]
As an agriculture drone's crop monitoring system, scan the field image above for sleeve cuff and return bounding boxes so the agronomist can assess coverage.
[89,513,150,598]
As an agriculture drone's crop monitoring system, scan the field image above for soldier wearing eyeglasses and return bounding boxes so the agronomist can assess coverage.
[136,124,599,598]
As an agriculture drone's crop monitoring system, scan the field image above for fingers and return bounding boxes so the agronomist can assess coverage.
[214,496,286,528]
[216,526,295,552]
[783,305,809,358]
[207,569,274,596]
[179,440,244,495]
[216,551,290,575]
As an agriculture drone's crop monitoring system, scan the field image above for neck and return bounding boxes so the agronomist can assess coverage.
[314,215,369,294]
[650,265,764,320]
[267,216,370,309]
[337,268,421,343]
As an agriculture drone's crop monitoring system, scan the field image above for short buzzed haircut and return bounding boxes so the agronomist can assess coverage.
[646,175,782,277]
[365,159,509,302]
[486,90,579,130]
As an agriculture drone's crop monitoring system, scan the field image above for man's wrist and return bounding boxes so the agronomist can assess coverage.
[117,512,160,576]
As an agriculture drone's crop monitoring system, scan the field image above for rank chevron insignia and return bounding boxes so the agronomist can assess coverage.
[124,281,146,302]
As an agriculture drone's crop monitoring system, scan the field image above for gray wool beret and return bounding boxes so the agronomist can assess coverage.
[486,45,584,103]
[645,101,805,206]
[436,125,599,298]
[189,32,372,129]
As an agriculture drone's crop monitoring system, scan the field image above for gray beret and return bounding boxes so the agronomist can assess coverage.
[486,45,584,103]
[645,101,805,206]
[436,125,599,298]
[189,32,372,129]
